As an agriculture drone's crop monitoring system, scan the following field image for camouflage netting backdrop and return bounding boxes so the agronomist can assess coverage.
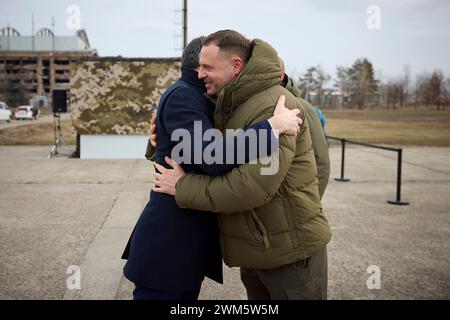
[70,58,181,135]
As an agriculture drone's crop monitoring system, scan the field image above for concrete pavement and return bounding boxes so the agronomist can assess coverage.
[0,145,449,299]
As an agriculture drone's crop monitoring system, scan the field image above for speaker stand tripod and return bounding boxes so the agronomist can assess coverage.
[48,113,70,158]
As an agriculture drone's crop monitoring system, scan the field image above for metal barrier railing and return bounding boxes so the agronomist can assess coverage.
[327,136,410,205]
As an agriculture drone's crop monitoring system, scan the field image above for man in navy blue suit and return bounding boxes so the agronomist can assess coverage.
[121,36,301,300]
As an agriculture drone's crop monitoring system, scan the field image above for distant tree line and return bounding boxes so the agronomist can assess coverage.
[296,58,450,110]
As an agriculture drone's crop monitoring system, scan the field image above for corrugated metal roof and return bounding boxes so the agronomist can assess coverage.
[0,36,90,51]
[0,28,92,52]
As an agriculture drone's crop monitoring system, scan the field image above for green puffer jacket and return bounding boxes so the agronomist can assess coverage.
[284,76,330,199]
[175,39,332,269]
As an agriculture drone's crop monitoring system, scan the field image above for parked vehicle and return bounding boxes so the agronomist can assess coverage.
[15,105,39,120]
[0,102,12,122]
[29,95,50,110]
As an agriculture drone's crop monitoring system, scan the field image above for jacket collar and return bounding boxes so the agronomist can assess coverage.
[283,74,301,98]
[180,67,205,92]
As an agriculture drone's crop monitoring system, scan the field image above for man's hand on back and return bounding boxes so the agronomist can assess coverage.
[153,157,186,196]
[268,95,303,136]
[149,115,157,147]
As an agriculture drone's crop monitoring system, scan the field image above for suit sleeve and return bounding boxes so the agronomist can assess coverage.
[162,88,278,175]
[174,100,305,214]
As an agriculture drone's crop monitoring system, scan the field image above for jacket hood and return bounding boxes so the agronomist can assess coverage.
[216,39,282,113]
[284,74,301,98]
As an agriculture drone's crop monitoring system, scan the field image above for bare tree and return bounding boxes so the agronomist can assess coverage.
[384,81,403,108]
[424,70,446,110]
[335,66,351,108]
[441,77,450,110]
[413,73,429,108]
[298,65,330,106]
[400,65,410,108]
[382,72,409,109]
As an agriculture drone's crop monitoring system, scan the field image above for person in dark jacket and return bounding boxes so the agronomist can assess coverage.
[121,36,302,300]
[279,58,330,199]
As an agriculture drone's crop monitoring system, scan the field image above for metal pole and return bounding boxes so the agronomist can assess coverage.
[52,17,55,52]
[335,139,351,182]
[341,139,345,178]
[48,113,58,158]
[54,113,58,155]
[388,149,409,205]
[183,0,188,49]
[32,14,35,51]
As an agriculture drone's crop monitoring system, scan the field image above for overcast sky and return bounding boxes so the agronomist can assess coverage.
[1,0,449,84]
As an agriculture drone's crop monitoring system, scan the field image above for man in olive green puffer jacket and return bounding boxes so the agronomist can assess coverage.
[154,30,332,300]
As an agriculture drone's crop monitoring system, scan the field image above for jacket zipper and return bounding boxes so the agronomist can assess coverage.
[249,212,270,249]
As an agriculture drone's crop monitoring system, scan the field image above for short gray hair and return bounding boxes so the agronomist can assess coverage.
[181,36,205,70]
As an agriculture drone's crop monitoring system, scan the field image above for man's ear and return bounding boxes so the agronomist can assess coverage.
[232,57,245,76]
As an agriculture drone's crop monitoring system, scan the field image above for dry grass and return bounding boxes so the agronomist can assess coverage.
[0,109,449,146]
[0,120,76,145]
[323,109,450,146]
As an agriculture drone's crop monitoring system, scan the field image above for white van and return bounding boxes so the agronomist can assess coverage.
[0,102,12,122]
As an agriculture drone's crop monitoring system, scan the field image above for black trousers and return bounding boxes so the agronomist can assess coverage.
[240,246,328,300]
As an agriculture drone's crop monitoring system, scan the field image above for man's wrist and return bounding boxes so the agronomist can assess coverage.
[267,117,280,138]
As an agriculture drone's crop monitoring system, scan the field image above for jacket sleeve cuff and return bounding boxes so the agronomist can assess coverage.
[266,119,279,139]
[144,138,156,161]
[175,173,191,209]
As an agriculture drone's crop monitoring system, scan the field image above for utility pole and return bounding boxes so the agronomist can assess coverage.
[182,0,187,49]
[51,16,55,51]
[31,13,35,50]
